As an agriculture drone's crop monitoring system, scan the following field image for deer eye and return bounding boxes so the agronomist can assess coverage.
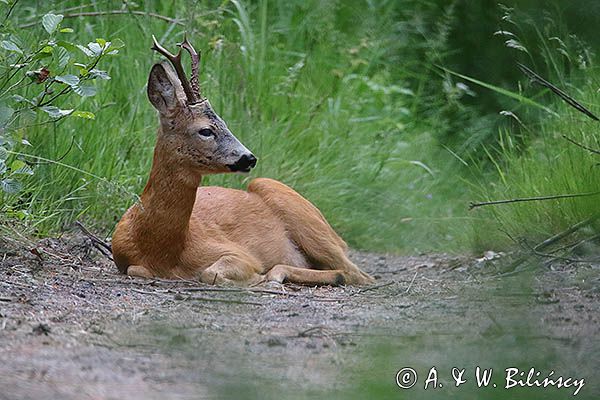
[198,128,214,138]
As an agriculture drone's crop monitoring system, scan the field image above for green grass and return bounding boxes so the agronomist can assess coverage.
[1,0,473,252]
[470,101,600,250]
[462,7,600,252]
[1,0,599,255]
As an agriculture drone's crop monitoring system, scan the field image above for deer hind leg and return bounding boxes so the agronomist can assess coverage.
[248,178,374,285]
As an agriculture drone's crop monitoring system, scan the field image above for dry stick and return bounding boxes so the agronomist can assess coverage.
[549,233,600,254]
[405,271,418,294]
[517,62,600,121]
[356,280,395,294]
[180,286,302,297]
[533,215,598,252]
[75,221,113,261]
[469,191,600,210]
[562,135,600,156]
[530,246,599,264]
[19,10,184,28]
[75,221,111,252]
[1,0,19,26]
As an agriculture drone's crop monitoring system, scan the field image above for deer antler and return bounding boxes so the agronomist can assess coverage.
[151,34,200,104]
[178,33,201,99]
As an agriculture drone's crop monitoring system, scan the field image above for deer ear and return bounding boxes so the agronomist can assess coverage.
[147,61,186,114]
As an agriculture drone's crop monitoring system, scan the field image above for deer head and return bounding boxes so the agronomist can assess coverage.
[147,35,256,174]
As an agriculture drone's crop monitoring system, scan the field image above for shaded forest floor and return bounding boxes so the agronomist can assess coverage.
[0,233,599,399]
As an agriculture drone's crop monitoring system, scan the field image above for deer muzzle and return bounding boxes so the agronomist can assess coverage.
[228,153,257,173]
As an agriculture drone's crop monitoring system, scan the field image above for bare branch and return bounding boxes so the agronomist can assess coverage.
[533,215,598,252]
[75,221,113,261]
[562,135,600,156]
[469,191,600,210]
[517,62,600,121]
[19,10,184,29]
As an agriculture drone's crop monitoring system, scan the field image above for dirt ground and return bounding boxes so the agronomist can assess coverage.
[0,232,599,399]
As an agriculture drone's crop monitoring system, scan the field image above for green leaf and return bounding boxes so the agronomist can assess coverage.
[42,13,64,34]
[55,74,80,87]
[1,178,22,194]
[0,160,6,175]
[0,40,22,54]
[73,85,96,97]
[12,210,29,220]
[108,38,125,51]
[0,146,7,161]
[31,51,52,61]
[57,40,77,52]
[96,38,107,47]
[73,63,89,76]
[12,95,34,105]
[59,28,74,33]
[89,69,110,80]
[76,44,94,57]
[57,46,70,68]
[10,160,25,171]
[20,109,36,124]
[0,105,14,127]
[40,45,54,54]
[40,106,73,118]
[10,160,34,176]
[72,110,95,119]
[87,42,103,56]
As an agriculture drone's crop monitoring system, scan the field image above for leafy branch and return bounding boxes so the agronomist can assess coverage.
[0,10,123,194]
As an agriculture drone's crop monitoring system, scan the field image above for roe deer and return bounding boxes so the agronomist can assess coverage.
[111,35,374,286]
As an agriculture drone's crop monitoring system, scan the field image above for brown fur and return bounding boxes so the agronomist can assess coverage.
[111,59,374,286]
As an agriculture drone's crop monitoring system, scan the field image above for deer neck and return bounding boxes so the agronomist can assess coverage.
[133,137,201,260]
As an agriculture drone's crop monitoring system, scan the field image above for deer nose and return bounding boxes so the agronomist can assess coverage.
[228,153,257,172]
[245,154,257,168]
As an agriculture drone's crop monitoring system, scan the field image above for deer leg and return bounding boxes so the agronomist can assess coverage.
[198,255,263,286]
[266,264,370,286]
[248,178,374,284]
[127,265,154,278]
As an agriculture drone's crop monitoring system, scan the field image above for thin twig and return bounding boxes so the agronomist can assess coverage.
[533,216,598,252]
[297,326,339,338]
[517,62,600,121]
[469,191,600,210]
[75,221,113,261]
[19,10,184,29]
[562,135,600,156]
[1,0,19,26]
[180,286,302,297]
[356,280,395,294]
[531,248,599,264]
[405,271,418,294]
[549,233,600,254]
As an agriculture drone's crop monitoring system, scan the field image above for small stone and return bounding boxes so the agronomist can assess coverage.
[32,323,51,336]
[266,337,286,347]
